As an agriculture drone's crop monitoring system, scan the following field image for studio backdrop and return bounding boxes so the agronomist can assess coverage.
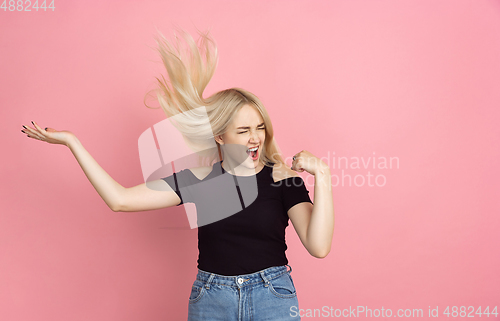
[1,0,499,320]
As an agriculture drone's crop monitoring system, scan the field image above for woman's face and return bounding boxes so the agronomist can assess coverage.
[216,104,266,171]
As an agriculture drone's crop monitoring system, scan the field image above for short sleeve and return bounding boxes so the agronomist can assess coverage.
[282,176,313,213]
[161,170,190,206]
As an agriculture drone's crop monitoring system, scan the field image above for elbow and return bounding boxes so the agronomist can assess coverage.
[110,193,125,212]
[309,247,331,259]
[110,201,122,212]
[111,187,128,212]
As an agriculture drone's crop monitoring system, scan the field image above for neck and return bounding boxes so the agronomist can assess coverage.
[221,158,264,176]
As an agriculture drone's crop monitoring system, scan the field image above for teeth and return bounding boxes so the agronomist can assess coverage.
[247,147,258,152]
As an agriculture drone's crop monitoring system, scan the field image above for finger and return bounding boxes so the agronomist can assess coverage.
[22,126,44,140]
[31,135,42,141]
[30,121,50,140]
[31,121,47,134]
[295,160,304,172]
[26,134,40,141]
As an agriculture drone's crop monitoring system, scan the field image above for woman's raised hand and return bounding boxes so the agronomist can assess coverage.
[291,150,330,176]
[21,121,75,146]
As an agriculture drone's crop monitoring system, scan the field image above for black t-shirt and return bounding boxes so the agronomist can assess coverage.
[161,160,313,275]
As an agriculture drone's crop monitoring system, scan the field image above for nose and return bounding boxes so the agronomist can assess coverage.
[249,130,260,143]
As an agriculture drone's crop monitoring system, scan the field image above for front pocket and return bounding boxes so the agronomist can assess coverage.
[188,280,206,303]
[268,272,297,299]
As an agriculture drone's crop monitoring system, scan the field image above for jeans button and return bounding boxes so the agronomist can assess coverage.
[237,278,243,284]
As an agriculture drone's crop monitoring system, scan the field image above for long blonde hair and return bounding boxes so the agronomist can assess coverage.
[144,27,286,169]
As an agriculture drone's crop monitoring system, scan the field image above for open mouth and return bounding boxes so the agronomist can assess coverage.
[246,146,259,161]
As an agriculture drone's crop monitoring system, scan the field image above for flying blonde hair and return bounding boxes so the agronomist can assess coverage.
[144,27,286,169]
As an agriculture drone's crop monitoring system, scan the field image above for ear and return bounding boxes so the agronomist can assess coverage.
[214,135,224,145]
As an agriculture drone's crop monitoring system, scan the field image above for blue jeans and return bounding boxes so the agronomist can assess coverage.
[187,265,301,320]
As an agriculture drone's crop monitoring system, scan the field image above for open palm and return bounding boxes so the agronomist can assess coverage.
[21,121,74,146]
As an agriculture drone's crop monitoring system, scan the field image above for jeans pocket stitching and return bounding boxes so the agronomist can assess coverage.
[267,273,297,299]
[188,284,206,303]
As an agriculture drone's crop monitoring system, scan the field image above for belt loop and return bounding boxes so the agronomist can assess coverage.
[260,270,270,287]
[286,264,292,273]
[205,273,215,290]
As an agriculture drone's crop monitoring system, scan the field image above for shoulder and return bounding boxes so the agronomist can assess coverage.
[271,162,300,183]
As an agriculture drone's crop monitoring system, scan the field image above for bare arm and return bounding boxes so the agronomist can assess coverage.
[66,136,123,211]
[23,122,181,212]
[288,150,335,258]
[115,179,181,212]
[289,167,334,258]
[67,136,182,212]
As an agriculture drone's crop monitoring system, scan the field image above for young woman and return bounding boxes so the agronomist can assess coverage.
[21,28,334,321]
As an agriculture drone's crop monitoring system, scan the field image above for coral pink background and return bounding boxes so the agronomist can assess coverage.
[1,0,499,320]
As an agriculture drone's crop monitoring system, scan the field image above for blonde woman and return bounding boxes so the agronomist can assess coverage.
[21,28,334,320]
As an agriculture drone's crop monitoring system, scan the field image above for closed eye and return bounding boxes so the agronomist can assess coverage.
[237,124,266,134]
[237,126,265,134]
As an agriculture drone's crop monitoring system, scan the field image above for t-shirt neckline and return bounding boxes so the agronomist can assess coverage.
[219,160,267,177]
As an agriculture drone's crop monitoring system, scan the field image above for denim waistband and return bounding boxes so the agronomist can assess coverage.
[196,265,292,288]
